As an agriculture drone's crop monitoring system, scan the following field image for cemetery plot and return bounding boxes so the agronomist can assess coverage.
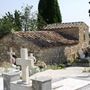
[52,78,90,90]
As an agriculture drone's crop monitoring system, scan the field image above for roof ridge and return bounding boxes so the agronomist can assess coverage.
[43,21,88,29]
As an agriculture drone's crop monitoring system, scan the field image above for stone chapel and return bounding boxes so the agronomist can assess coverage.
[0,22,89,64]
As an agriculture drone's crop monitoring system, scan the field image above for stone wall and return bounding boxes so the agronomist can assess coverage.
[0,32,88,65]
[0,34,74,65]
[60,27,79,40]
[78,26,89,48]
[36,47,67,65]
[49,27,79,40]
[64,45,79,63]
[0,34,41,63]
[0,22,89,65]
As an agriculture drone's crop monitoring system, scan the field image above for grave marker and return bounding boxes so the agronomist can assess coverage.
[7,47,16,66]
[16,48,31,84]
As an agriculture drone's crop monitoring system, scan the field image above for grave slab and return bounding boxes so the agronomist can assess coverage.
[3,71,20,90]
[77,84,90,90]
[32,77,51,90]
[10,79,32,90]
[52,78,90,90]
[0,77,3,90]
[10,48,33,90]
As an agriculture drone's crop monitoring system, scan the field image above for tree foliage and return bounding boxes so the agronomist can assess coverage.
[89,2,90,16]
[38,0,62,29]
[21,5,37,31]
[0,11,22,38]
[0,12,14,38]
[0,5,38,38]
[14,10,22,31]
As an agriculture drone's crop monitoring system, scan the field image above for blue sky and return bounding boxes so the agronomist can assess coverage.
[0,0,90,26]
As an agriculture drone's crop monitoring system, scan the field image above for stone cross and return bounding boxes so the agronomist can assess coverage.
[7,47,15,64]
[29,53,36,68]
[16,48,31,84]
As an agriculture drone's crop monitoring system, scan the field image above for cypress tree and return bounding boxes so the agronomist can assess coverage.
[14,10,22,31]
[38,0,62,28]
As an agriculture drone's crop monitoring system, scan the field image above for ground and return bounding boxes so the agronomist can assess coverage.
[1,66,90,90]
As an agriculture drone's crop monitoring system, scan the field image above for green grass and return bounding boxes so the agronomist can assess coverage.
[47,64,65,70]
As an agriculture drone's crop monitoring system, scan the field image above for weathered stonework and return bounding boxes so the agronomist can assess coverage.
[0,22,89,65]
[36,47,67,64]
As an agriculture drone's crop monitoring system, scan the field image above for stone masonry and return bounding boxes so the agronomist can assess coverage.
[0,22,89,65]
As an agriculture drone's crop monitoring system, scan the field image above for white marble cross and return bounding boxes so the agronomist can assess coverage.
[29,53,36,68]
[16,48,31,84]
[7,47,15,64]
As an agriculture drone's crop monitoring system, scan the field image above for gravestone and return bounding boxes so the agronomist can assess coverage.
[16,48,31,84]
[2,48,20,90]
[29,53,40,75]
[52,78,90,90]
[7,47,16,68]
[10,48,32,90]
[10,80,32,90]
[29,53,36,68]
[77,84,90,90]
[32,77,51,90]
[3,71,20,90]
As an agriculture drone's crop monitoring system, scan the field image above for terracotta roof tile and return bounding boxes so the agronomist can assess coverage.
[43,22,88,30]
[14,31,78,48]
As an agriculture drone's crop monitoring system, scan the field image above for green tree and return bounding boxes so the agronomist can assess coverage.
[0,12,14,38]
[38,0,62,28]
[0,5,38,38]
[14,10,22,31]
[0,11,22,38]
[21,5,37,31]
[21,5,31,31]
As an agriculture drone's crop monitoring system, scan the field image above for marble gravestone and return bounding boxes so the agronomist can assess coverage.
[16,48,31,84]
[10,48,49,90]
[29,53,36,68]
[52,78,90,90]
[29,53,40,75]
[3,71,20,90]
[7,47,16,67]
[3,48,20,90]
[32,77,51,90]
[10,48,32,90]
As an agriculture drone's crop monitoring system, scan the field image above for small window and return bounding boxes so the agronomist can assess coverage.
[84,34,85,41]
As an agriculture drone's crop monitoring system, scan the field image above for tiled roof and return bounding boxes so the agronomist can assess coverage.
[43,22,88,30]
[14,31,78,48]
